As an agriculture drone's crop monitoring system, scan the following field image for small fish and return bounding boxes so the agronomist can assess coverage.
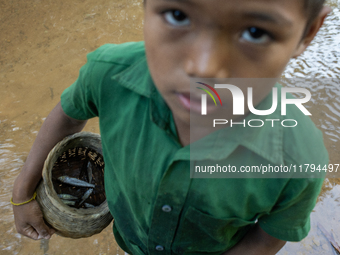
[40,238,49,254]
[60,199,76,206]
[57,194,78,200]
[79,188,93,205]
[87,161,93,184]
[84,202,96,208]
[58,176,95,188]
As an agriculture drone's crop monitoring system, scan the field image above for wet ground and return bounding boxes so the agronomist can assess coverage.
[0,0,339,254]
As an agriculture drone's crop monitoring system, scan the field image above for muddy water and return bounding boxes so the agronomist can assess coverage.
[0,0,339,254]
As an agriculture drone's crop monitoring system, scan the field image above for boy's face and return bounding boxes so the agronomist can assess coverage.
[143,0,326,127]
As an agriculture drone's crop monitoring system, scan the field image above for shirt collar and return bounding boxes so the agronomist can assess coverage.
[111,56,153,97]
[111,50,177,139]
[111,47,284,166]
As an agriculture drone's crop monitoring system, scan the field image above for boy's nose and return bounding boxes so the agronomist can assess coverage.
[184,33,230,78]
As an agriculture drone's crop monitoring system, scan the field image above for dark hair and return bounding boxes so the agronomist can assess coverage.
[303,0,326,36]
[304,0,326,19]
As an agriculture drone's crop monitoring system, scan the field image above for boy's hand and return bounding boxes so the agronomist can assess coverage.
[13,200,55,240]
[12,102,87,240]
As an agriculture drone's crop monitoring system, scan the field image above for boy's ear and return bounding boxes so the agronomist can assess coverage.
[292,6,332,58]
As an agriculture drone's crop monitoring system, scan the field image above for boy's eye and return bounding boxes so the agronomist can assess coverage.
[241,27,271,44]
[163,10,190,27]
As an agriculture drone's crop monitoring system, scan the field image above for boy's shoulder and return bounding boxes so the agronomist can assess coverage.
[282,92,328,168]
[60,42,151,120]
[86,41,146,66]
[257,83,329,168]
[83,41,153,97]
[224,83,329,173]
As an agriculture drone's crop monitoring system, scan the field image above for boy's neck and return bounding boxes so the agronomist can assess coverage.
[173,114,217,147]
[173,114,190,147]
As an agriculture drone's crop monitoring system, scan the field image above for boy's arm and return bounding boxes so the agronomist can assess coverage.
[222,224,286,255]
[12,101,87,240]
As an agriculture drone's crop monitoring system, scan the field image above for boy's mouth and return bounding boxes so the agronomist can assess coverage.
[176,92,215,114]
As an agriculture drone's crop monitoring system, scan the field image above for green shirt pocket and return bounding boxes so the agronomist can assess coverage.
[172,206,256,254]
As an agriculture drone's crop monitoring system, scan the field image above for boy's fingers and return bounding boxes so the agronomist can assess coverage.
[13,200,55,240]
[19,221,54,240]
[33,220,53,239]
[21,225,40,240]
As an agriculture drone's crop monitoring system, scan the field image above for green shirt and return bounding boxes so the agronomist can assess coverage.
[61,42,328,255]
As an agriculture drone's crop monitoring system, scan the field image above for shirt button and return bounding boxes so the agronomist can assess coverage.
[155,245,164,251]
[162,205,172,212]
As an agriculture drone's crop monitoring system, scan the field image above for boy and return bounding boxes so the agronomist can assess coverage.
[12,0,331,254]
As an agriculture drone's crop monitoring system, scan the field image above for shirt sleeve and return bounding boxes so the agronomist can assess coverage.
[60,43,124,120]
[60,59,99,120]
[258,177,324,241]
[257,91,329,241]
